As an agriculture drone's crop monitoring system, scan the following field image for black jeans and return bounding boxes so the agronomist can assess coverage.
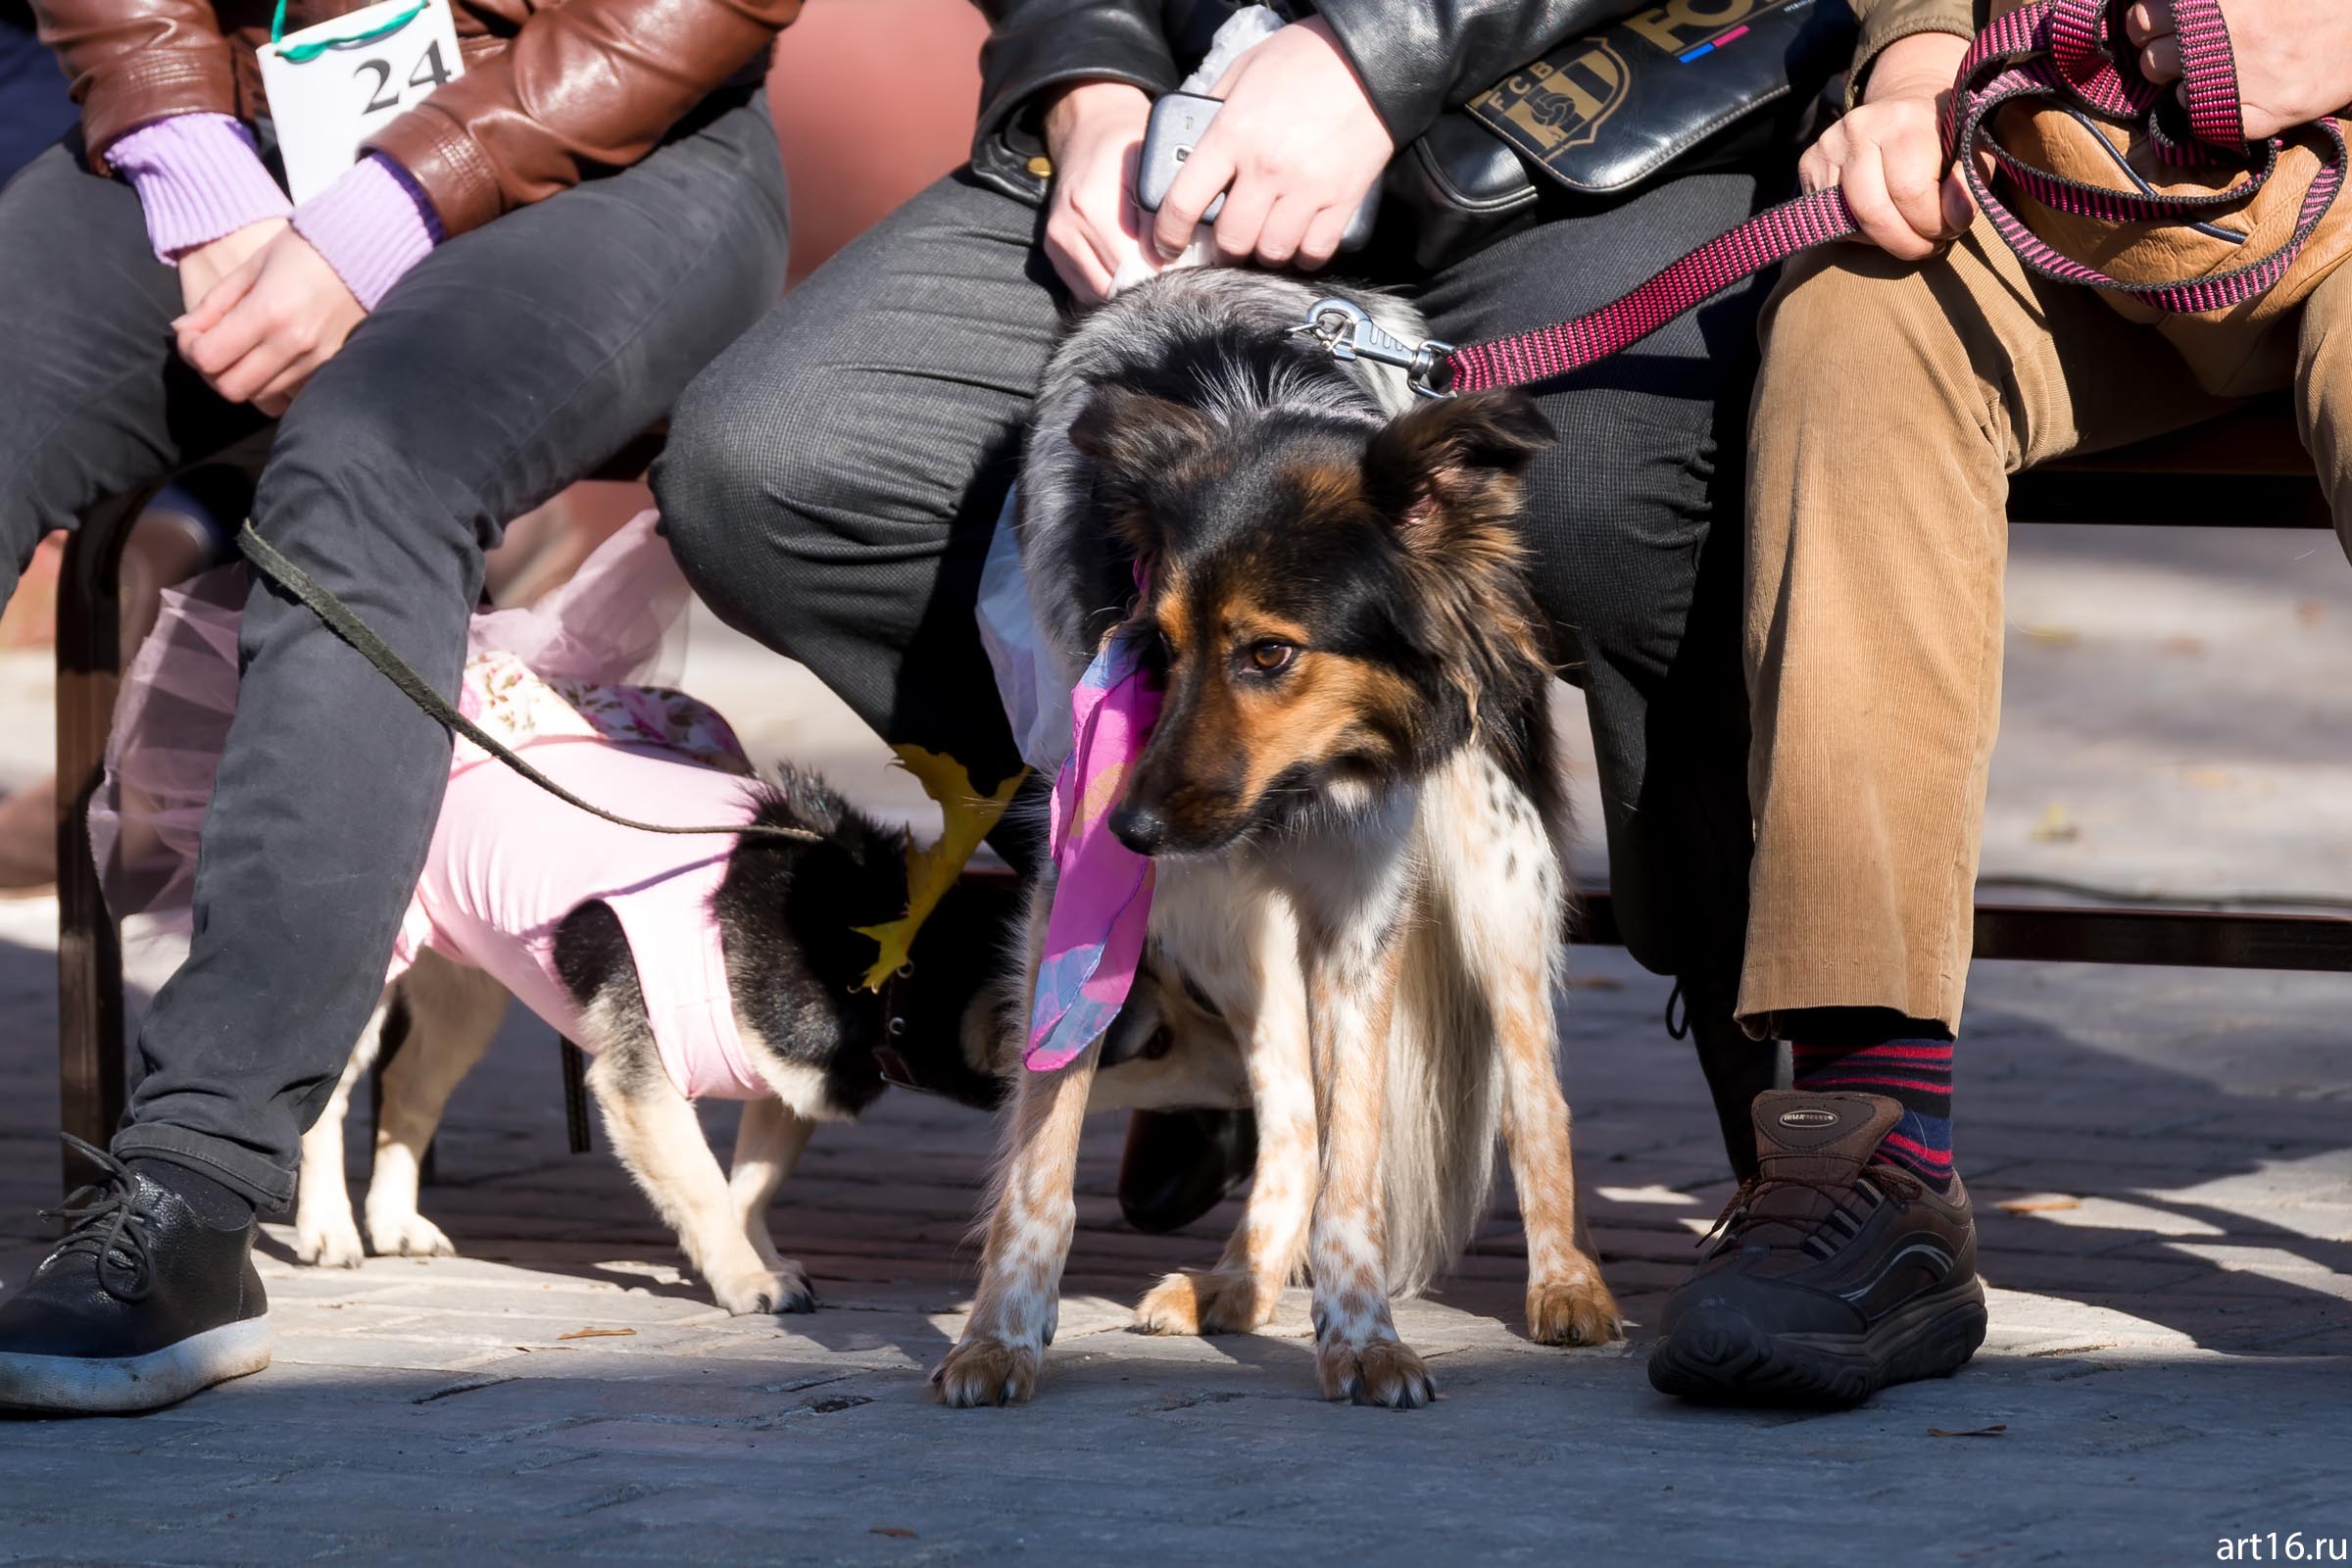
[0,96,790,1207]
[659,166,1770,995]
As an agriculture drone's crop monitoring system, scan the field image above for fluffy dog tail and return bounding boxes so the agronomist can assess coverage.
[1380,898,1505,1297]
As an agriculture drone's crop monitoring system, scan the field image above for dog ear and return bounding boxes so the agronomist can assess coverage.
[1362,390,1555,541]
[1066,386,1218,484]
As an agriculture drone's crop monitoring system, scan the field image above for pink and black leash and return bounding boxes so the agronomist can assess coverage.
[1304,0,2347,396]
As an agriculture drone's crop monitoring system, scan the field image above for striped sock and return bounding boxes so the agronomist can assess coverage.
[1791,1039,1954,1192]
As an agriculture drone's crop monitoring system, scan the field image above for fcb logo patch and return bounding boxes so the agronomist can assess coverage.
[1468,0,1849,194]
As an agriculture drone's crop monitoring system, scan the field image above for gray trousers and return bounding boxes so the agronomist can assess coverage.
[0,96,790,1206]
[657,167,1772,995]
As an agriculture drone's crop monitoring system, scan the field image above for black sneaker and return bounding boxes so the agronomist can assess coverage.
[0,1138,270,1414]
[1647,1092,1987,1407]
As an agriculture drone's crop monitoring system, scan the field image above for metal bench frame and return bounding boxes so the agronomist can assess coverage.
[48,408,2352,1197]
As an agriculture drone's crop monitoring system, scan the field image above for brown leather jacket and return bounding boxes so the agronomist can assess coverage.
[33,0,804,238]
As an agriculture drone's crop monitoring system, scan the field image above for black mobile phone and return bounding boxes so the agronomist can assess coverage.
[1136,90,1379,250]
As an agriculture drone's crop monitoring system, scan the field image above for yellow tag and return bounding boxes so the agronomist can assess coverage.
[851,747,1027,991]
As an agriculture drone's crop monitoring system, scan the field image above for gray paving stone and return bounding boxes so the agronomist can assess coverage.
[7,525,2352,1559]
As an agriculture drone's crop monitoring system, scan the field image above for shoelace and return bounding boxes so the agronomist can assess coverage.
[39,1134,158,1301]
[1700,1166,1924,1250]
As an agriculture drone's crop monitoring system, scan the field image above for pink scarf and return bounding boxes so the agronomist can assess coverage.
[1024,615,1163,1071]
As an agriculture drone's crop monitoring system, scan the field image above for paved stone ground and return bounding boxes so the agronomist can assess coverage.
[1,523,2348,1564]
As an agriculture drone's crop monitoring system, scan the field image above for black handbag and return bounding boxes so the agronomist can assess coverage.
[1387,0,1858,267]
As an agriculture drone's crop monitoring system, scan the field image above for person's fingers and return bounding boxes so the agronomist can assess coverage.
[1842,140,1936,260]
[1942,165,1980,234]
[1252,193,1314,269]
[1208,170,1274,264]
[2139,34,2183,82]
[183,292,274,379]
[1102,144,1168,284]
[255,358,313,411]
[1296,202,1353,271]
[211,338,301,406]
[1883,130,1953,242]
[1075,190,1138,282]
[1798,129,1846,194]
[1117,142,1148,241]
[2124,0,2174,46]
[1044,212,1112,305]
[1156,133,1237,258]
[173,255,262,354]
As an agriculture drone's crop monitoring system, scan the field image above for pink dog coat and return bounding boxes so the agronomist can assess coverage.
[95,512,775,1103]
[394,735,771,1102]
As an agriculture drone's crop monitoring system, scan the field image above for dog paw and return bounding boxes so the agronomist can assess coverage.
[930,1337,1040,1408]
[1526,1263,1624,1348]
[293,1215,365,1269]
[711,1261,815,1316]
[367,1210,456,1259]
[1315,1335,1437,1409]
[1133,1269,1277,1337]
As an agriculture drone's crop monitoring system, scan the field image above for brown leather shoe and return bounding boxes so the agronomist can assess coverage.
[1648,1091,1986,1406]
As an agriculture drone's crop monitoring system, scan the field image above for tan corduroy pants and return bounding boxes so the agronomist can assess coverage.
[1738,216,2352,1039]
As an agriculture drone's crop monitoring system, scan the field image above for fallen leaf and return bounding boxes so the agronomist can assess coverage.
[2161,635,2205,656]
[854,746,1028,990]
[1929,1424,2008,1439]
[2022,625,2080,648]
[1996,1197,2082,1214]
[557,1327,637,1341]
[870,1527,918,1540]
[2030,804,2080,844]
[2295,600,2328,626]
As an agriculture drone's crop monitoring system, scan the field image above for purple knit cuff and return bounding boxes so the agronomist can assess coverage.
[108,114,293,263]
[290,154,443,313]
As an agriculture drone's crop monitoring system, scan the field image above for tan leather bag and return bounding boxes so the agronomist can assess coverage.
[1977,0,2352,390]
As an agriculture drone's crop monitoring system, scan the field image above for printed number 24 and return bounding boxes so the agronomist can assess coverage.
[354,40,451,114]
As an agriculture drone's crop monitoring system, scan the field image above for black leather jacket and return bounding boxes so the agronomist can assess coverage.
[968,0,1623,205]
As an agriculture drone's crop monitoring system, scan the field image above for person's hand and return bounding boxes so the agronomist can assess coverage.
[174,218,287,319]
[1798,30,1976,260]
[2127,0,2352,141]
[1152,17,1395,271]
[175,225,365,416]
[1042,80,1157,305]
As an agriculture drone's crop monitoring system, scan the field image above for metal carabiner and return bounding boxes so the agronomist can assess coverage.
[1291,297,1455,398]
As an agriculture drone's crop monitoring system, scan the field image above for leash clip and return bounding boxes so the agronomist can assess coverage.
[1293,297,1454,397]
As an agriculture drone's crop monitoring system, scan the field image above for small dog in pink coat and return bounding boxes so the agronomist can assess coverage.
[99,514,1014,1315]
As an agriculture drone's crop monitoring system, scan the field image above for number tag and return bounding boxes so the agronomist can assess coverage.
[259,0,465,204]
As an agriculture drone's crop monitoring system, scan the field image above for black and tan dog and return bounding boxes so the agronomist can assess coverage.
[291,770,1015,1314]
[936,271,1625,1410]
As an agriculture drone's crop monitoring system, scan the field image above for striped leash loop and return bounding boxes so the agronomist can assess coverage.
[1411,0,2346,395]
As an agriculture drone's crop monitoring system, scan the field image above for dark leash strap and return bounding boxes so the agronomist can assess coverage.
[1307,0,2346,396]
[563,1041,593,1154]
[234,521,821,846]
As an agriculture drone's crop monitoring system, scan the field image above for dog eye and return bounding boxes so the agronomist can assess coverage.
[1248,641,1297,674]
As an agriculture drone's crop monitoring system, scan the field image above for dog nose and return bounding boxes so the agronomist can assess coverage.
[1107,800,1167,855]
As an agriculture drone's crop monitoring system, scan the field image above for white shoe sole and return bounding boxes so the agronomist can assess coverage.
[0,1316,271,1414]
